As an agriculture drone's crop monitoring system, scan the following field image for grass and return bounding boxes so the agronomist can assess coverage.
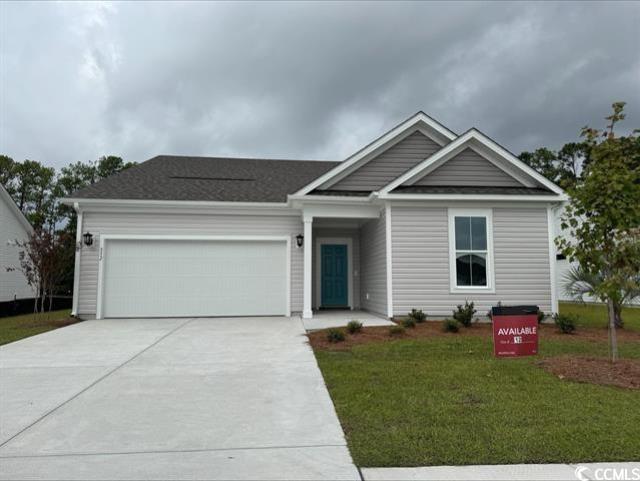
[313,303,640,467]
[0,309,77,346]
[559,301,640,331]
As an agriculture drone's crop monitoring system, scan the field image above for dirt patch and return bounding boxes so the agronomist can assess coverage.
[21,317,80,329]
[538,355,640,390]
[307,320,640,352]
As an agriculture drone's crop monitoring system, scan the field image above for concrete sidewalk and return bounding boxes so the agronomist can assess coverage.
[362,462,640,480]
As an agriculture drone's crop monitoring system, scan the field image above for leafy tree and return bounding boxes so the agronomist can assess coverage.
[96,156,136,179]
[5,229,73,312]
[519,148,558,184]
[557,102,640,362]
[1,154,136,306]
[0,155,16,193]
[519,142,592,190]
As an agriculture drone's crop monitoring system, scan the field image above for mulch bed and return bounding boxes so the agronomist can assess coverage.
[537,356,640,390]
[307,320,640,352]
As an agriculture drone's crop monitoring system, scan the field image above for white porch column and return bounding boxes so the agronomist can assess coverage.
[302,216,313,319]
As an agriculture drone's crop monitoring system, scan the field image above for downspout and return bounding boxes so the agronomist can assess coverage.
[71,203,83,317]
[546,203,559,315]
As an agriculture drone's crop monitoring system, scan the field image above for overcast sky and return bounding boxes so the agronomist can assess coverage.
[1,1,639,169]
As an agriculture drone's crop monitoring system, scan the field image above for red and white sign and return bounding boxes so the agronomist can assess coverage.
[492,313,538,357]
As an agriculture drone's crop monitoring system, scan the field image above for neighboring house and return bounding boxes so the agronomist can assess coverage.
[552,207,640,306]
[63,112,566,320]
[0,183,33,303]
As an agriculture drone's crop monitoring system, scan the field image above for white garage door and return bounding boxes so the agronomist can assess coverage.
[100,238,288,318]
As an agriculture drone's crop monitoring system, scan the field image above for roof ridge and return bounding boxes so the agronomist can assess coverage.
[151,154,339,164]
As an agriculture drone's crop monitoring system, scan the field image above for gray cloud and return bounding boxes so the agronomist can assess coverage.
[1,1,639,168]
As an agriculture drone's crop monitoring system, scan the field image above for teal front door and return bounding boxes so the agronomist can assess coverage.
[321,244,348,307]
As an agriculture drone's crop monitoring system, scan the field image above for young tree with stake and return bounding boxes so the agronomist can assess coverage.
[557,102,640,362]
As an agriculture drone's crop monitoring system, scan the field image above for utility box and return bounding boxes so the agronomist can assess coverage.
[491,305,539,357]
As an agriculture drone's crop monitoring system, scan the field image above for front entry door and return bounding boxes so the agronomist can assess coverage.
[321,244,348,307]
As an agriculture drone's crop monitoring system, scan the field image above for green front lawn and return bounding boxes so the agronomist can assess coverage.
[560,301,640,331]
[314,308,640,467]
[0,309,77,346]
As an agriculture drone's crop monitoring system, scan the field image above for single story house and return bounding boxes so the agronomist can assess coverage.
[63,112,566,320]
[0,183,34,304]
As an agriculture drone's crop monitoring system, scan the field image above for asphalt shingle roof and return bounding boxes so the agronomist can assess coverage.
[70,155,340,203]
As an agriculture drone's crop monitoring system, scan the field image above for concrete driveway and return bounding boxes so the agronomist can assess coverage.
[0,317,359,480]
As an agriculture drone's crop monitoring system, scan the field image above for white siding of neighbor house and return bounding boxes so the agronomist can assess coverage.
[359,209,387,316]
[77,211,303,318]
[412,148,524,187]
[0,194,33,302]
[312,228,361,309]
[329,131,443,191]
[391,204,552,317]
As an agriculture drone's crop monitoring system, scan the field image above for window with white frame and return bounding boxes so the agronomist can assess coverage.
[448,209,493,290]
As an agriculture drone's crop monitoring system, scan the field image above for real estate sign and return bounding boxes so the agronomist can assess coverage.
[491,306,538,357]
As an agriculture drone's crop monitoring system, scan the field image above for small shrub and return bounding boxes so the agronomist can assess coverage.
[453,300,476,327]
[388,325,406,336]
[442,319,460,333]
[408,308,427,323]
[537,310,545,324]
[401,317,416,328]
[487,309,493,321]
[553,313,576,334]
[326,328,346,343]
[346,320,363,334]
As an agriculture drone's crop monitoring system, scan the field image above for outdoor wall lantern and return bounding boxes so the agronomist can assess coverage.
[83,232,94,247]
[295,234,304,248]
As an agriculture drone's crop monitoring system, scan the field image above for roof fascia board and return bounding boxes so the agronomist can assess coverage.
[380,129,565,195]
[64,198,298,216]
[293,112,458,196]
[63,198,289,208]
[1,184,33,233]
[378,192,568,202]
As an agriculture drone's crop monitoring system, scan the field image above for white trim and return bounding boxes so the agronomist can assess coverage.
[447,208,495,294]
[95,234,291,320]
[385,203,394,318]
[303,219,313,319]
[315,237,354,310]
[547,205,559,315]
[378,193,567,202]
[302,203,381,221]
[293,112,457,196]
[0,183,33,233]
[289,194,375,204]
[380,129,566,196]
[62,198,290,208]
[71,205,82,317]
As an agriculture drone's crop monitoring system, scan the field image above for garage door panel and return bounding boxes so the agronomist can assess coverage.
[101,239,288,318]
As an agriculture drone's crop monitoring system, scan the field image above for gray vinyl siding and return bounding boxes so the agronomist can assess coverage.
[0,197,33,302]
[330,131,442,191]
[77,212,303,318]
[312,228,360,309]
[391,204,551,316]
[412,148,524,187]
[359,210,387,316]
